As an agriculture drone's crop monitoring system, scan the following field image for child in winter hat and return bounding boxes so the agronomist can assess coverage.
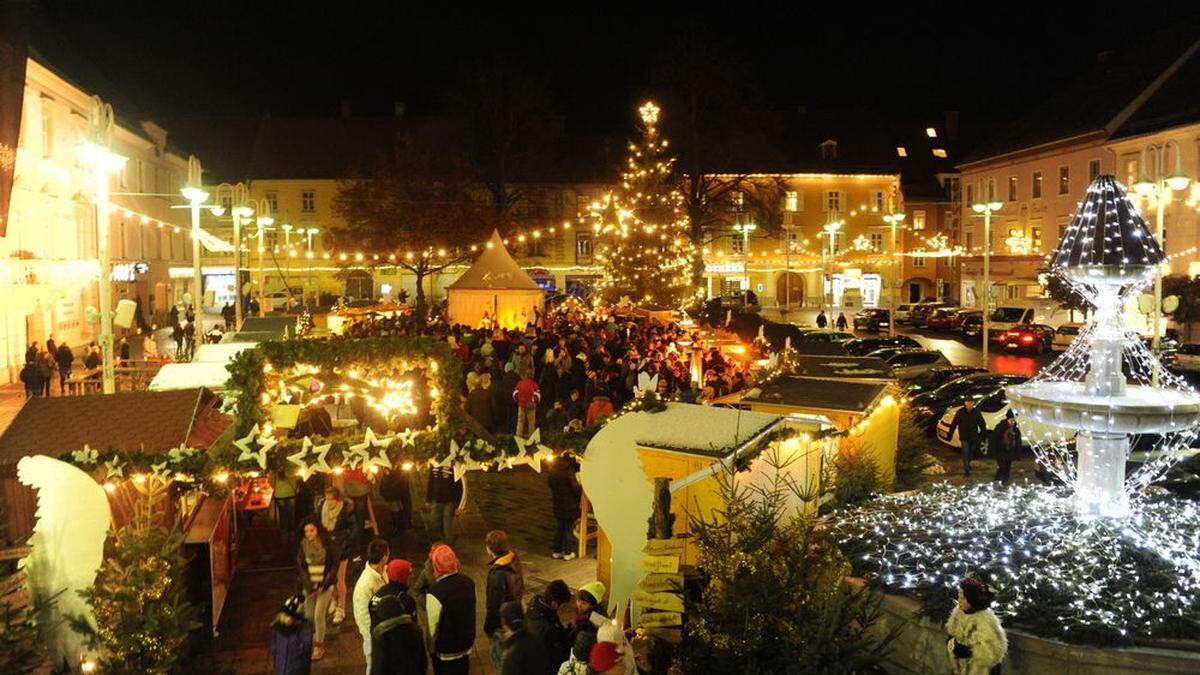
[945,573,1007,675]
[557,631,596,675]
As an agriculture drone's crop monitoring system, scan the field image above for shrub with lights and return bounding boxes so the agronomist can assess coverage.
[830,176,1200,647]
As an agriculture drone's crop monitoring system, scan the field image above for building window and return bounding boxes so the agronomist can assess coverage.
[784,190,802,212]
[943,176,960,202]
[823,190,842,213]
[913,256,926,268]
[870,190,885,212]
[932,148,948,158]
[912,210,927,230]
[966,183,975,205]
[730,232,745,254]
[966,232,974,250]
[730,190,745,212]
[575,232,593,262]
[40,105,52,157]
[1058,166,1070,195]
[896,146,907,157]
[1088,159,1101,182]
[266,191,278,213]
[820,140,838,160]
[869,232,884,251]
[1008,176,1018,201]
[1032,226,1042,251]
[1032,171,1043,199]
[986,178,997,202]
[301,190,316,213]
[1124,157,1139,186]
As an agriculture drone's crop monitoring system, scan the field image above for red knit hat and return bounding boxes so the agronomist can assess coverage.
[589,641,620,672]
[386,558,413,583]
[430,544,459,576]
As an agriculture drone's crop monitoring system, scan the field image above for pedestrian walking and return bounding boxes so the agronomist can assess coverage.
[836,312,848,331]
[19,359,41,398]
[297,519,336,662]
[269,594,313,675]
[172,322,184,357]
[947,398,987,476]
[989,410,1022,484]
[368,558,427,675]
[816,311,828,328]
[426,544,475,675]
[353,538,390,670]
[37,351,53,397]
[424,465,465,546]
[485,530,525,668]
[317,486,359,625]
[499,601,548,675]
[547,456,581,560]
[946,574,1007,674]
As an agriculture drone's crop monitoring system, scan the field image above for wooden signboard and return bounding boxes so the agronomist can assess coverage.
[639,554,680,574]
[642,538,685,555]
[638,573,682,594]
[632,589,684,613]
[639,611,683,628]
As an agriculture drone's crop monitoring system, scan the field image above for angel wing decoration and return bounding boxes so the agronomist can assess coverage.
[17,455,112,667]
[636,371,659,396]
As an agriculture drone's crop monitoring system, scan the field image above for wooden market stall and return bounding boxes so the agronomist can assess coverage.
[0,388,237,632]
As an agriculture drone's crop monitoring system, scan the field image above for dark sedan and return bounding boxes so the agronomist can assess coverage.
[901,365,988,396]
[998,323,1055,354]
[853,308,892,333]
[844,335,921,356]
[908,373,1030,430]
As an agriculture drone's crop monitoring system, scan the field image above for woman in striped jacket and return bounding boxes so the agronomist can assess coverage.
[296,519,336,661]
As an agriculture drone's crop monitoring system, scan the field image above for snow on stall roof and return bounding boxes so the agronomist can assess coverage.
[634,403,783,457]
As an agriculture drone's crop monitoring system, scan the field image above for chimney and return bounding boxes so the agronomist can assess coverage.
[944,110,960,142]
[394,102,406,118]
[340,99,352,118]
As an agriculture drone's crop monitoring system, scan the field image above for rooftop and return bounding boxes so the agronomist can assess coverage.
[787,355,895,380]
[743,376,889,414]
[634,403,782,457]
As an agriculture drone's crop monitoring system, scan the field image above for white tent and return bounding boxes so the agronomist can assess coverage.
[148,362,232,392]
[446,230,545,329]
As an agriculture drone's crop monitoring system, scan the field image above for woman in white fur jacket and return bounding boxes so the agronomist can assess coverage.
[945,574,1007,674]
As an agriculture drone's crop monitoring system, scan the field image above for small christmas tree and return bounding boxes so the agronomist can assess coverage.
[76,475,199,673]
[586,102,699,309]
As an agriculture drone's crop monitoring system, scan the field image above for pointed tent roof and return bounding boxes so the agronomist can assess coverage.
[447,231,542,291]
[1050,175,1164,272]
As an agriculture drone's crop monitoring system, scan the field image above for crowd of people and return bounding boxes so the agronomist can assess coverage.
[19,337,100,397]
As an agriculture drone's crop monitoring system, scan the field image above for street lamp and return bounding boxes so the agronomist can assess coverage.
[253,204,274,316]
[1133,140,1191,359]
[211,182,250,328]
[180,156,208,316]
[76,96,127,394]
[821,217,844,309]
[733,222,756,303]
[971,200,1003,364]
[882,209,906,336]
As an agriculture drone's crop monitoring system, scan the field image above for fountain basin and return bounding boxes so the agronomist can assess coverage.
[1009,381,1200,435]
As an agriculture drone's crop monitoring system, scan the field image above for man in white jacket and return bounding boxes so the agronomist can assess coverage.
[353,538,390,672]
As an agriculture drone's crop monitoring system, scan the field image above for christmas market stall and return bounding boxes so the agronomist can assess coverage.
[446,230,545,329]
[325,300,411,335]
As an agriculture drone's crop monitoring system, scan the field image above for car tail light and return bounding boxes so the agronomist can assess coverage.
[1021,334,1034,344]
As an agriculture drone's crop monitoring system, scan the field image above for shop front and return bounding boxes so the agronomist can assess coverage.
[824,268,882,309]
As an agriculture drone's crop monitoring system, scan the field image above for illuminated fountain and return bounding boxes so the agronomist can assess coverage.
[1008,175,1200,518]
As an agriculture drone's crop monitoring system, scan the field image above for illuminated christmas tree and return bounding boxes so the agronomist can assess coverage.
[587,102,700,308]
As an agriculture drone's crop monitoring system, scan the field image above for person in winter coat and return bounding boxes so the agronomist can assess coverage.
[296,520,336,661]
[557,631,596,675]
[499,601,549,675]
[947,398,987,476]
[526,580,573,673]
[836,312,849,331]
[19,360,42,398]
[815,311,828,328]
[571,581,608,639]
[369,559,427,674]
[424,464,466,546]
[37,351,53,396]
[945,574,1007,674]
[484,530,525,668]
[544,399,569,434]
[24,341,38,364]
[269,594,313,675]
[467,373,496,429]
[989,410,1022,484]
[353,538,390,668]
[585,394,613,427]
[547,456,581,559]
[317,487,359,625]
[378,464,413,536]
[427,544,476,674]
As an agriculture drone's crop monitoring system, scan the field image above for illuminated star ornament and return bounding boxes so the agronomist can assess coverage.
[288,436,333,475]
[103,457,124,480]
[234,424,277,471]
[71,444,99,466]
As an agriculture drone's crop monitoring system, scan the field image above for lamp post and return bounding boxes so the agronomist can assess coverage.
[882,209,906,336]
[971,200,1003,365]
[180,156,208,317]
[211,182,250,329]
[1133,140,1191,358]
[76,96,127,394]
[821,217,843,310]
[732,222,756,303]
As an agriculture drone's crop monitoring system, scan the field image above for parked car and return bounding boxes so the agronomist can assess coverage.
[909,373,1031,430]
[949,309,982,332]
[936,388,1063,451]
[909,302,951,327]
[901,365,989,396]
[997,323,1055,354]
[894,304,915,324]
[1052,323,1083,352]
[1172,344,1200,372]
[853,308,892,333]
[796,330,857,344]
[865,346,925,362]
[884,349,951,380]
[844,335,922,356]
[924,307,961,331]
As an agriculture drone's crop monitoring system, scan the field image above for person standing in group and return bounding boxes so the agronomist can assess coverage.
[947,398,987,476]
[378,463,413,537]
[183,321,196,360]
[318,486,359,625]
[269,594,313,675]
[426,544,476,675]
[24,341,38,364]
[484,530,525,668]
[19,358,42,398]
[37,351,53,396]
[369,558,427,675]
[172,321,184,357]
[424,464,465,546]
[945,574,1007,674]
[989,410,1022,485]
[118,336,131,365]
[296,519,335,661]
[353,538,390,671]
[547,455,581,560]
[513,368,541,438]
[526,579,574,671]
[498,601,548,675]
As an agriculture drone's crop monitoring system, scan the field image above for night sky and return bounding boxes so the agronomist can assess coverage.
[35,2,1200,134]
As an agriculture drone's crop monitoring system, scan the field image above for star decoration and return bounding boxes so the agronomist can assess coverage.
[103,456,124,480]
[364,427,394,450]
[436,440,459,468]
[234,424,277,470]
[71,444,99,466]
[396,428,417,447]
[167,444,198,465]
[343,435,372,469]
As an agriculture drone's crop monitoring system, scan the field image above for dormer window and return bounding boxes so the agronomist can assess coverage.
[820,139,838,160]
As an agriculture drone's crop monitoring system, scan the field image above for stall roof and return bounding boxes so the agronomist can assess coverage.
[634,403,783,458]
[238,316,297,339]
[742,376,889,414]
[149,362,233,392]
[192,342,255,364]
[0,389,229,465]
[448,230,542,291]
[789,355,894,381]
